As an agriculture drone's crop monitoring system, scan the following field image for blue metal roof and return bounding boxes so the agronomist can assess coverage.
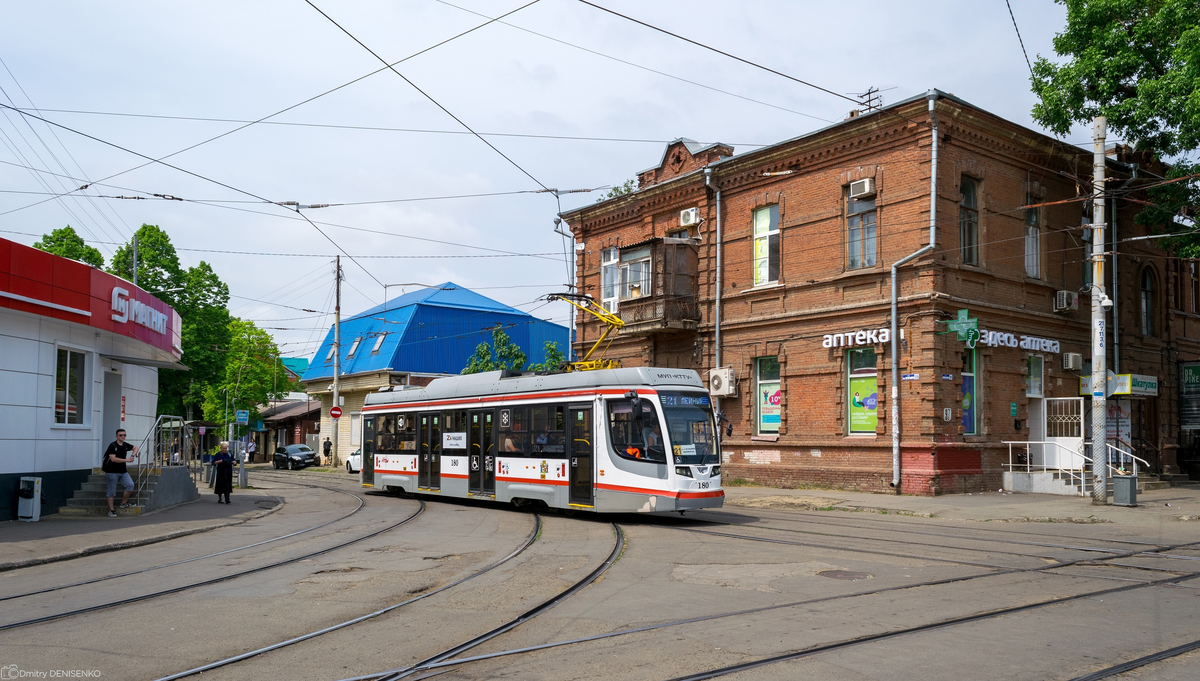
[301,282,569,382]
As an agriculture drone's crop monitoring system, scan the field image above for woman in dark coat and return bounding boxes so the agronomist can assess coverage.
[213,442,234,504]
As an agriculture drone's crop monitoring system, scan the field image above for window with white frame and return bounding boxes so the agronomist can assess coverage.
[753,205,780,285]
[1025,198,1041,278]
[347,337,362,358]
[847,194,876,270]
[55,348,87,424]
[619,247,651,300]
[371,333,386,354]
[601,247,619,312]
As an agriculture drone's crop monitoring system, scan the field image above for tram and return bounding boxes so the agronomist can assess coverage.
[358,367,724,513]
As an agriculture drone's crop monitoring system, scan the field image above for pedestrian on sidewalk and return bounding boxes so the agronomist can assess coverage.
[247,438,257,463]
[103,429,139,517]
[323,437,332,466]
[213,441,234,504]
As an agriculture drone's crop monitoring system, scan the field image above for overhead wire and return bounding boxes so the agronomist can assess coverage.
[1004,0,1035,77]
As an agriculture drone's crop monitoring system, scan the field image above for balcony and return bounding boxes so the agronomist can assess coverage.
[616,238,701,336]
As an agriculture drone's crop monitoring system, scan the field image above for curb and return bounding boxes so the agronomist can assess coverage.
[0,496,284,573]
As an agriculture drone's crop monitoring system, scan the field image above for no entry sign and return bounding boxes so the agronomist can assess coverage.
[330,406,342,419]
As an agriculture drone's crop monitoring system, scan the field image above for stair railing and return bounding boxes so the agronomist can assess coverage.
[130,415,188,507]
[1002,441,1088,496]
[1105,441,1150,478]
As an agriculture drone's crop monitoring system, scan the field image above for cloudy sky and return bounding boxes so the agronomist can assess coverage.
[0,0,1091,360]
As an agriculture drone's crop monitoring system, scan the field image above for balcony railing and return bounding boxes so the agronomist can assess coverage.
[618,296,701,334]
[614,237,700,335]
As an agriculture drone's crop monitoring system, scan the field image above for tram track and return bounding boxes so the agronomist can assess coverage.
[0,498,426,632]
[0,477,366,603]
[342,522,626,681]
[1068,636,1200,680]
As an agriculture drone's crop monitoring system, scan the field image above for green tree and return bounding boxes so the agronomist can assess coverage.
[201,318,290,431]
[1031,0,1200,245]
[527,341,566,372]
[461,325,528,374]
[596,179,636,203]
[33,225,104,268]
[108,224,185,303]
[158,261,233,418]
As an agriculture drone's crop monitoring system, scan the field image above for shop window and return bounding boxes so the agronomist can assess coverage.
[54,348,87,424]
[1024,198,1040,278]
[530,404,566,456]
[961,350,978,434]
[847,349,878,434]
[960,177,979,265]
[499,406,530,456]
[619,247,651,301]
[607,398,666,462]
[753,205,780,286]
[847,193,877,270]
[1141,268,1157,336]
[755,356,781,434]
[1026,356,1043,398]
[601,247,619,312]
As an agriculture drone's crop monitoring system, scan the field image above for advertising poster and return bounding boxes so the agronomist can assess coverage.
[1107,399,1131,443]
[1182,363,1200,430]
[961,375,976,433]
[758,381,781,432]
[848,375,878,432]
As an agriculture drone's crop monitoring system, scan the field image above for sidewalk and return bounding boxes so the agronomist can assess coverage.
[723,483,1200,526]
[0,490,282,572]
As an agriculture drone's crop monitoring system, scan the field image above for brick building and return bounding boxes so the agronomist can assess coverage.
[561,89,1197,495]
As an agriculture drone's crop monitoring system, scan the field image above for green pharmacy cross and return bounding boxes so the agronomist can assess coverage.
[947,309,979,346]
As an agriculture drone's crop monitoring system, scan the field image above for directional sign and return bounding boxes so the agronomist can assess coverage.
[330,406,343,419]
[235,410,249,425]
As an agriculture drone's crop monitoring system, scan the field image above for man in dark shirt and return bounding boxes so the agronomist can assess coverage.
[103,429,139,517]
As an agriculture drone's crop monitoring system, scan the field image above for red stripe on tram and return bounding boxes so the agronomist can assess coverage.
[361,387,656,413]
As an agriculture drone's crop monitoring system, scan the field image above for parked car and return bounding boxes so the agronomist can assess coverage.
[346,449,362,474]
[274,444,318,470]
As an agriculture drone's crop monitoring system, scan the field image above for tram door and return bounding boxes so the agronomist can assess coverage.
[418,412,442,489]
[567,405,593,505]
[469,410,496,495]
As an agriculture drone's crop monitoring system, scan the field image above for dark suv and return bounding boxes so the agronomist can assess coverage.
[274,444,318,470]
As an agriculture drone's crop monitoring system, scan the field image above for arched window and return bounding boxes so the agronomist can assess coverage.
[1141,268,1157,336]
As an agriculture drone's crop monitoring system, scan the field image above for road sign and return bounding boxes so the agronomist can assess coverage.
[330,406,343,419]
[199,427,206,435]
[235,410,249,425]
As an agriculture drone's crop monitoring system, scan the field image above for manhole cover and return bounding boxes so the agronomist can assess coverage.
[818,570,872,581]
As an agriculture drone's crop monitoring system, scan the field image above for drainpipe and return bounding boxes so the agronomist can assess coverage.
[890,90,939,492]
[705,167,723,415]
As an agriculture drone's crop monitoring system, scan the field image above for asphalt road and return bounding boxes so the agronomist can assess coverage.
[1,471,1198,680]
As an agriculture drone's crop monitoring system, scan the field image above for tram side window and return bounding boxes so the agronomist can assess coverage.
[608,399,667,463]
[396,414,416,451]
[531,405,565,456]
[499,407,530,456]
[376,415,396,453]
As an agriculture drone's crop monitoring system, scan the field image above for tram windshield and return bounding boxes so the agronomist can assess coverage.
[658,391,719,465]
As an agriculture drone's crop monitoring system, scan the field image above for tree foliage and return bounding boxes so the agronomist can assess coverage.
[33,226,104,268]
[201,318,290,429]
[159,261,233,418]
[108,224,185,305]
[461,325,529,374]
[527,341,567,372]
[596,179,636,203]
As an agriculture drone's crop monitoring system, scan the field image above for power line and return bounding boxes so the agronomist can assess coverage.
[304,0,553,192]
[1005,0,1034,77]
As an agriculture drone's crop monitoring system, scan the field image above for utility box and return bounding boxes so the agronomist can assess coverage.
[17,477,41,522]
[1113,475,1138,507]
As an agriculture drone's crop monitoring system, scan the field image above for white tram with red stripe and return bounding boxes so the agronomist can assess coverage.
[359,367,724,513]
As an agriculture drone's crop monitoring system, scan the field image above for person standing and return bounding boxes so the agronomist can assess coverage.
[247,438,257,463]
[323,437,332,466]
[213,441,235,504]
[103,429,139,517]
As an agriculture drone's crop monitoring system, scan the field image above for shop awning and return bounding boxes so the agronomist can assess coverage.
[101,353,190,371]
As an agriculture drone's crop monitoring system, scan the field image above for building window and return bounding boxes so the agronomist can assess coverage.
[847,348,878,434]
[1191,262,1199,314]
[619,247,652,300]
[325,346,335,363]
[55,348,87,424]
[847,193,877,270]
[755,356,781,434]
[961,350,977,434]
[351,413,360,445]
[1141,268,1156,336]
[960,177,979,265]
[1026,355,1043,398]
[601,247,619,312]
[668,228,689,239]
[347,337,362,358]
[752,205,780,286]
[371,334,386,354]
[1024,199,1040,278]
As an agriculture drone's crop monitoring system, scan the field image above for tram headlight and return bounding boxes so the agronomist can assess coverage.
[675,466,693,478]
[710,466,720,477]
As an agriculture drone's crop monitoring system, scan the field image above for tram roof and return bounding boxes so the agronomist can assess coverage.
[364,367,706,406]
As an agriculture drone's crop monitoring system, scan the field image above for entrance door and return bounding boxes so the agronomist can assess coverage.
[567,405,593,505]
[469,410,496,494]
[418,412,441,489]
[102,372,122,463]
[1045,397,1085,469]
[362,417,375,487]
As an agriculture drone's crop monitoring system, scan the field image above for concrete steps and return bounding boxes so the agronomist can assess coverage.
[59,467,197,516]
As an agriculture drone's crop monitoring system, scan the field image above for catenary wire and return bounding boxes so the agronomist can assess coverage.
[1004,0,1034,77]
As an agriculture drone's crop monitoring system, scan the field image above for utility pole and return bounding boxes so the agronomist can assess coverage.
[1091,117,1108,506]
[331,256,341,468]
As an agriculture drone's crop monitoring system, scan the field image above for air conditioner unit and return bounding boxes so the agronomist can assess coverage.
[1054,290,1079,312]
[849,178,875,199]
[680,207,699,227]
[1063,353,1083,372]
[708,367,737,396]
